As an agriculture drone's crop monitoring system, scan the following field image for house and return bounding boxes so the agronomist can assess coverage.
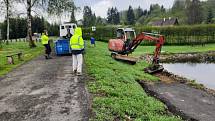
[150,18,179,26]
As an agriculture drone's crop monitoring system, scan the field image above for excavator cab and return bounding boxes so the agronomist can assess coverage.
[116,28,136,42]
[116,28,137,51]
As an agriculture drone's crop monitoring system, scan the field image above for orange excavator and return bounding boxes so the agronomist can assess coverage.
[108,28,165,74]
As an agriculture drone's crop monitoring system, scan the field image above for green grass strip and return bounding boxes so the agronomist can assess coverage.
[85,41,181,121]
[0,42,44,76]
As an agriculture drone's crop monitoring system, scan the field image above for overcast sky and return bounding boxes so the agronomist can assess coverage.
[0,0,207,23]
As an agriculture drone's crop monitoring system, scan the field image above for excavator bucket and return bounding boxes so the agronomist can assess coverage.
[144,64,164,74]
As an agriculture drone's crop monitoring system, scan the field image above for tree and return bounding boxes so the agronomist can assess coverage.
[48,0,76,23]
[161,5,166,13]
[106,7,120,25]
[127,5,135,25]
[83,6,96,27]
[172,0,185,11]
[143,9,148,16]
[107,8,112,24]
[186,0,203,24]
[113,7,120,24]
[136,6,143,20]
[0,0,14,44]
[16,0,76,48]
[32,17,45,33]
[206,8,213,24]
[70,8,76,23]
[96,16,105,26]
[16,0,47,48]
[0,18,27,39]
[5,0,10,44]
[148,4,161,15]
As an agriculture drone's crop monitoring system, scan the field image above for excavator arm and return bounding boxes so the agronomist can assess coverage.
[125,32,164,65]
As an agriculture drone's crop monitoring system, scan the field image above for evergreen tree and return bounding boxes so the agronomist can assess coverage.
[96,16,103,25]
[186,0,203,24]
[161,5,166,13]
[107,7,120,24]
[83,6,95,27]
[207,9,213,24]
[113,7,120,24]
[127,5,135,25]
[172,0,185,11]
[136,6,144,20]
[143,9,148,16]
[148,4,161,15]
[107,8,112,24]
[92,13,97,25]
[70,8,76,23]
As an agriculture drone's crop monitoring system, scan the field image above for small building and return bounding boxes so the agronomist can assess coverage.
[150,18,179,26]
[60,23,77,37]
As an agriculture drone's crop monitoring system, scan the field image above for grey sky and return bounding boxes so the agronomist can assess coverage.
[0,0,207,23]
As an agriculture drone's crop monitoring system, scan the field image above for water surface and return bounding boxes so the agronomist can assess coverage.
[163,63,215,90]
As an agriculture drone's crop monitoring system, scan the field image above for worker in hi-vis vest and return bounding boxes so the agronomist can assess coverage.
[41,30,52,59]
[70,27,84,75]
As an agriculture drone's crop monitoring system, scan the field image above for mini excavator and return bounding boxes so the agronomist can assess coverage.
[108,28,164,74]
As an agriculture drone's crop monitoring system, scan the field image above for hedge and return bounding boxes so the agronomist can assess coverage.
[83,25,215,45]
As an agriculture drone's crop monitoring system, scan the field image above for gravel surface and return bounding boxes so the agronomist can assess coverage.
[139,81,215,121]
[0,55,90,121]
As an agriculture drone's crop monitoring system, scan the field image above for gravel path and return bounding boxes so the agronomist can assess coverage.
[0,55,90,121]
[139,81,215,121]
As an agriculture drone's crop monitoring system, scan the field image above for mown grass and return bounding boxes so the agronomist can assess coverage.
[0,42,44,76]
[134,43,215,56]
[85,41,181,121]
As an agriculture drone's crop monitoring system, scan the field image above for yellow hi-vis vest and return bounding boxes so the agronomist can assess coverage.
[70,27,84,50]
[41,33,49,45]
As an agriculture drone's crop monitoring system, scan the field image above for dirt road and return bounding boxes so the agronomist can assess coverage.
[0,55,89,121]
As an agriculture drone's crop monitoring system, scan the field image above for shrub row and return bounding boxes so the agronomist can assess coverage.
[82,25,215,45]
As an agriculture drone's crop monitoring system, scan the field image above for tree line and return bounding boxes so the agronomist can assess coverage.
[82,0,215,27]
[0,17,59,40]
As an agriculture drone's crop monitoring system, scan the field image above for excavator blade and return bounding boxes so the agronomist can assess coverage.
[144,64,164,74]
[112,54,138,64]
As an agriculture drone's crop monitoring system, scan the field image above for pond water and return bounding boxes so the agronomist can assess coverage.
[162,63,215,90]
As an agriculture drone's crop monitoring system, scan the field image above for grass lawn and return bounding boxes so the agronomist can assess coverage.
[85,41,182,121]
[0,42,44,76]
[134,43,215,56]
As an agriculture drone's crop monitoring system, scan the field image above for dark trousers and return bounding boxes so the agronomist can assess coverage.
[44,44,52,55]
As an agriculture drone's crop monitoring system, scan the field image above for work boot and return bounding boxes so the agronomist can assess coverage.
[47,55,52,59]
[45,55,48,59]
[77,72,82,76]
[72,70,77,74]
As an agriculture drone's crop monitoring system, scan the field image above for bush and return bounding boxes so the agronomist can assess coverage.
[83,24,215,45]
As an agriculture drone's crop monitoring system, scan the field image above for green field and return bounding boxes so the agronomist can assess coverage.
[85,41,215,120]
[0,42,44,76]
[133,43,215,56]
[85,41,184,121]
